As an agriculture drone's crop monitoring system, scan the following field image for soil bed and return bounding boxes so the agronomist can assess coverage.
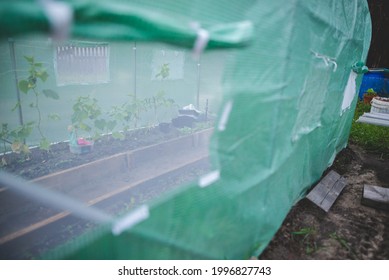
[1,125,193,180]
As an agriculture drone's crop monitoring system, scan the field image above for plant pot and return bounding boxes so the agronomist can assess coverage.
[69,142,94,154]
[158,122,170,133]
[363,94,376,104]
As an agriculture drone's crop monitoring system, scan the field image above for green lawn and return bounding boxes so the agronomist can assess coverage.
[349,101,389,158]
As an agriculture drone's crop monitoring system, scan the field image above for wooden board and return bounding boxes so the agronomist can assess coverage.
[306,170,347,212]
[362,184,389,211]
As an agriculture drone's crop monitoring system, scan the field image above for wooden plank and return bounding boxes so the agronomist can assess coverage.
[362,184,389,211]
[319,177,347,212]
[306,170,340,205]
[306,170,346,212]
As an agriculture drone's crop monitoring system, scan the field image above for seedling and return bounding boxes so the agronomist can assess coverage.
[145,91,176,125]
[0,122,35,165]
[71,95,115,140]
[365,88,377,97]
[291,227,317,254]
[17,56,59,151]
[329,232,358,259]
[155,63,170,79]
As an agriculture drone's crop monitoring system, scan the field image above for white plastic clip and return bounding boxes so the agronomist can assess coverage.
[191,22,210,58]
[199,170,220,188]
[40,0,73,40]
[112,205,150,236]
[218,100,233,131]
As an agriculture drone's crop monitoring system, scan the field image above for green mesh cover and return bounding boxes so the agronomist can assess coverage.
[1,0,371,259]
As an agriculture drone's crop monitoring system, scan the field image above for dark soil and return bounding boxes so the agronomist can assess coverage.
[259,144,389,260]
[1,125,185,180]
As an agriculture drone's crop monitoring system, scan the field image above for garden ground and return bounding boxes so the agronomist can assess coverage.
[259,126,389,259]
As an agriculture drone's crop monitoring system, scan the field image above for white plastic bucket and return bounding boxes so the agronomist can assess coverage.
[371,97,389,114]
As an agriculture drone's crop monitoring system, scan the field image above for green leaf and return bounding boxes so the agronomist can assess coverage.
[21,144,31,154]
[1,123,8,132]
[94,119,106,130]
[79,123,91,132]
[48,114,61,121]
[18,123,34,139]
[37,71,49,82]
[106,120,117,131]
[291,227,314,236]
[18,80,29,94]
[40,138,50,151]
[24,56,34,63]
[112,132,125,140]
[42,89,59,100]
[93,132,101,140]
[11,141,23,153]
[0,123,9,138]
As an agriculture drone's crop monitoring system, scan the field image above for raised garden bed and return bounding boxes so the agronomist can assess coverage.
[1,125,211,180]
[0,126,213,259]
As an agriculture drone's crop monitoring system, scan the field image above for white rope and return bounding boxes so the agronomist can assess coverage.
[0,171,113,225]
[312,51,338,72]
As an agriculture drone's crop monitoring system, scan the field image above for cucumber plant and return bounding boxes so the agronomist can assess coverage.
[18,56,59,151]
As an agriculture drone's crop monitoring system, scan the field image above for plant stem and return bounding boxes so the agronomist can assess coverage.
[33,88,44,139]
[153,96,157,124]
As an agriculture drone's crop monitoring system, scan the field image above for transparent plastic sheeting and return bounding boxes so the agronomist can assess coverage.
[2,0,371,259]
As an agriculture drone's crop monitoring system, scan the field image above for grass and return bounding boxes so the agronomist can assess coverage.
[329,232,358,259]
[291,227,317,254]
[349,101,389,158]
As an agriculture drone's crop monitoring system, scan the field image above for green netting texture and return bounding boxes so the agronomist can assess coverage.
[1,0,371,259]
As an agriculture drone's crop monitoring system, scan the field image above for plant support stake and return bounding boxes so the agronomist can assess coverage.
[8,38,24,129]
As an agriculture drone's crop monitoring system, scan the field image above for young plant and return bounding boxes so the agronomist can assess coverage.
[128,94,148,129]
[71,95,102,139]
[109,102,134,140]
[18,56,59,151]
[0,122,34,165]
[291,227,317,254]
[145,91,176,125]
[94,118,117,140]
[155,63,170,79]
[365,88,377,97]
[329,232,358,259]
[71,95,118,140]
[148,63,176,125]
